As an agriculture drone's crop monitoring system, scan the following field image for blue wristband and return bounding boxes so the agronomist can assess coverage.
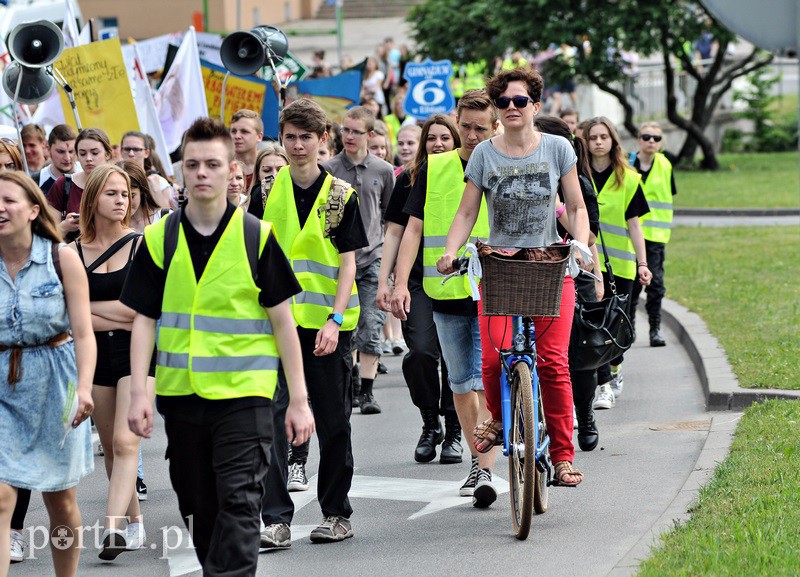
[327,313,344,326]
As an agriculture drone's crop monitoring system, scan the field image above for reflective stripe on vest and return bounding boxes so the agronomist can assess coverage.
[638,153,674,244]
[595,169,642,280]
[144,209,279,400]
[422,150,489,300]
[265,166,360,330]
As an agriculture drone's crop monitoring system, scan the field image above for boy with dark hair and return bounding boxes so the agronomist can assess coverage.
[324,105,395,414]
[259,98,367,547]
[124,116,314,576]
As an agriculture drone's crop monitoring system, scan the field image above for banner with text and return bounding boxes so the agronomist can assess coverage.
[288,68,362,124]
[54,38,139,144]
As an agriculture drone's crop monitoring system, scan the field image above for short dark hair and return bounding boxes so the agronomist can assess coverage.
[48,124,78,146]
[486,68,544,103]
[456,89,498,124]
[559,108,578,120]
[181,117,235,161]
[279,98,328,137]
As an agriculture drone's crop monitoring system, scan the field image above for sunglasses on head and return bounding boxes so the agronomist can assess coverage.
[494,96,535,109]
[640,134,662,142]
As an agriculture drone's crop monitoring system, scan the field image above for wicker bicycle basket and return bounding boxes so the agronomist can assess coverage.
[479,244,571,317]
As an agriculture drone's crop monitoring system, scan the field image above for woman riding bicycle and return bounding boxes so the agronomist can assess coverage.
[436,68,591,487]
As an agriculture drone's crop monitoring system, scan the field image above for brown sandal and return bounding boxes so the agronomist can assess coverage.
[473,418,503,453]
[553,461,583,487]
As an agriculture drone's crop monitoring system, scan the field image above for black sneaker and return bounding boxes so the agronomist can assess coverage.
[459,456,479,497]
[309,516,353,543]
[359,392,382,415]
[472,468,497,508]
[260,523,291,549]
[377,361,388,375]
[136,477,147,502]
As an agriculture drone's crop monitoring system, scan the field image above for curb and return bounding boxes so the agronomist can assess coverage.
[660,298,800,410]
[674,207,800,217]
[608,414,740,577]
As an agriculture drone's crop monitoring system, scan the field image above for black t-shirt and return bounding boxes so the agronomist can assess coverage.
[119,203,302,423]
[403,158,477,317]
[591,165,650,220]
[291,166,368,254]
[632,155,678,196]
[556,174,600,239]
[385,169,424,290]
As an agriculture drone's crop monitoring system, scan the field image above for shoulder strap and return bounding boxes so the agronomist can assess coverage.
[52,242,63,282]
[318,177,350,239]
[242,212,261,282]
[596,226,617,295]
[75,240,86,265]
[85,232,141,272]
[163,209,182,273]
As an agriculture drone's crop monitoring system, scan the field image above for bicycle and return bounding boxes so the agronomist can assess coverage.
[443,243,571,540]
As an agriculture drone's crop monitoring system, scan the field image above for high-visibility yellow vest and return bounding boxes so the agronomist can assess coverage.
[422,150,489,300]
[265,167,360,331]
[594,168,642,281]
[463,61,487,91]
[385,114,402,146]
[144,209,279,400]
[638,152,673,244]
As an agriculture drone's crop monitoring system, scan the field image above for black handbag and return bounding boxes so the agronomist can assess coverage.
[569,229,635,371]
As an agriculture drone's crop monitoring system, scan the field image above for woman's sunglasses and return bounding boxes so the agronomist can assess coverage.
[494,96,535,109]
[640,134,662,142]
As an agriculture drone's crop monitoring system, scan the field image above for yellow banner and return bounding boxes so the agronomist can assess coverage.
[54,38,139,144]
[202,64,268,125]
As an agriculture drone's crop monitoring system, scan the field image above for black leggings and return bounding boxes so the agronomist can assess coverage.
[11,488,31,529]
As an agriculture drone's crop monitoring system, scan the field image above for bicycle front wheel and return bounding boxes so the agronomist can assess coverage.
[508,361,535,540]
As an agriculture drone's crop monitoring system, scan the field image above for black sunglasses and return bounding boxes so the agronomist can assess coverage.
[640,134,662,142]
[494,96,535,109]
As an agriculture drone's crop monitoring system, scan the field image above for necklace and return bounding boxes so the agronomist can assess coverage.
[504,134,537,175]
[1,251,30,270]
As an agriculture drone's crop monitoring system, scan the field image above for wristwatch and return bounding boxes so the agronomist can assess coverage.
[327,312,344,326]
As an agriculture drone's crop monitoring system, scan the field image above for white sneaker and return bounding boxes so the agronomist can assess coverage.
[573,406,578,429]
[391,338,406,355]
[609,368,624,398]
[381,339,392,354]
[10,530,25,563]
[593,384,616,410]
[287,462,309,492]
[98,528,128,561]
[125,523,145,550]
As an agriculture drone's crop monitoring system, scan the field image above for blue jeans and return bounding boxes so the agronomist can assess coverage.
[432,312,483,394]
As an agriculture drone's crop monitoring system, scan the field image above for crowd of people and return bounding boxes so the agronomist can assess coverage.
[0,55,677,576]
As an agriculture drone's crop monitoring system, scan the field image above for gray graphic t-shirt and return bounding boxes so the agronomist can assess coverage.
[464,133,577,248]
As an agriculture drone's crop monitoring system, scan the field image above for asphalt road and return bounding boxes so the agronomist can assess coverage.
[12,315,712,577]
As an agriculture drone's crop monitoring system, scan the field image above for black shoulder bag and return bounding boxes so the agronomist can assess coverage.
[569,227,635,371]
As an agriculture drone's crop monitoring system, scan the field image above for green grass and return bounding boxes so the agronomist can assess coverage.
[675,152,800,208]
[666,225,800,390]
[638,399,800,576]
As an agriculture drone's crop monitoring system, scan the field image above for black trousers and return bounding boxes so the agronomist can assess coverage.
[262,327,354,525]
[400,284,453,414]
[597,275,634,385]
[570,272,599,411]
[164,404,273,577]
[630,240,667,326]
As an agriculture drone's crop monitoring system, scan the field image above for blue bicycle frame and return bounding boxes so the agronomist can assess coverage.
[499,316,550,464]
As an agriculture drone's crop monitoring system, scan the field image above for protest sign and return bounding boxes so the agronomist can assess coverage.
[289,68,362,123]
[53,38,139,144]
[402,59,455,119]
[201,59,280,138]
[261,51,309,84]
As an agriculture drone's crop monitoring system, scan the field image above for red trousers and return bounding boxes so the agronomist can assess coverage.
[478,276,575,464]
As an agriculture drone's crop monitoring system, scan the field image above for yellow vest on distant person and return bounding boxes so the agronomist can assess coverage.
[422,150,489,300]
[265,167,360,331]
[594,168,642,281]
[144,209,279,400]
[638,152,673,244]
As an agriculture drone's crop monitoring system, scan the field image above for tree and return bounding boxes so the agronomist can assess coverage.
[408,0,774,169]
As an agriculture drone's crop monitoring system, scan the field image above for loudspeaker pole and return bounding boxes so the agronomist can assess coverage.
[11,70,28,174]
[220,71,230,121]
[51,67,82,131]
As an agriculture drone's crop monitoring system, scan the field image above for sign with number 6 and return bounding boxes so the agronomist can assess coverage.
[402,59,455,120]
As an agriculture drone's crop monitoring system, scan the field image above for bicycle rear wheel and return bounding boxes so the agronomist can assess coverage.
[508,362,535,540]
[533,380,549,514]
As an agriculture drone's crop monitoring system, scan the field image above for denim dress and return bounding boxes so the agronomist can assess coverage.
[0,234,93,491]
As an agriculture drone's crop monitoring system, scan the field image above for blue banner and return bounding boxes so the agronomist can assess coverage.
[288,69,363,125]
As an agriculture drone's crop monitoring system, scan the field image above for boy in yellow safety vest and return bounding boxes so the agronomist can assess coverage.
[260,98,368,547]
[124,117,314,575]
